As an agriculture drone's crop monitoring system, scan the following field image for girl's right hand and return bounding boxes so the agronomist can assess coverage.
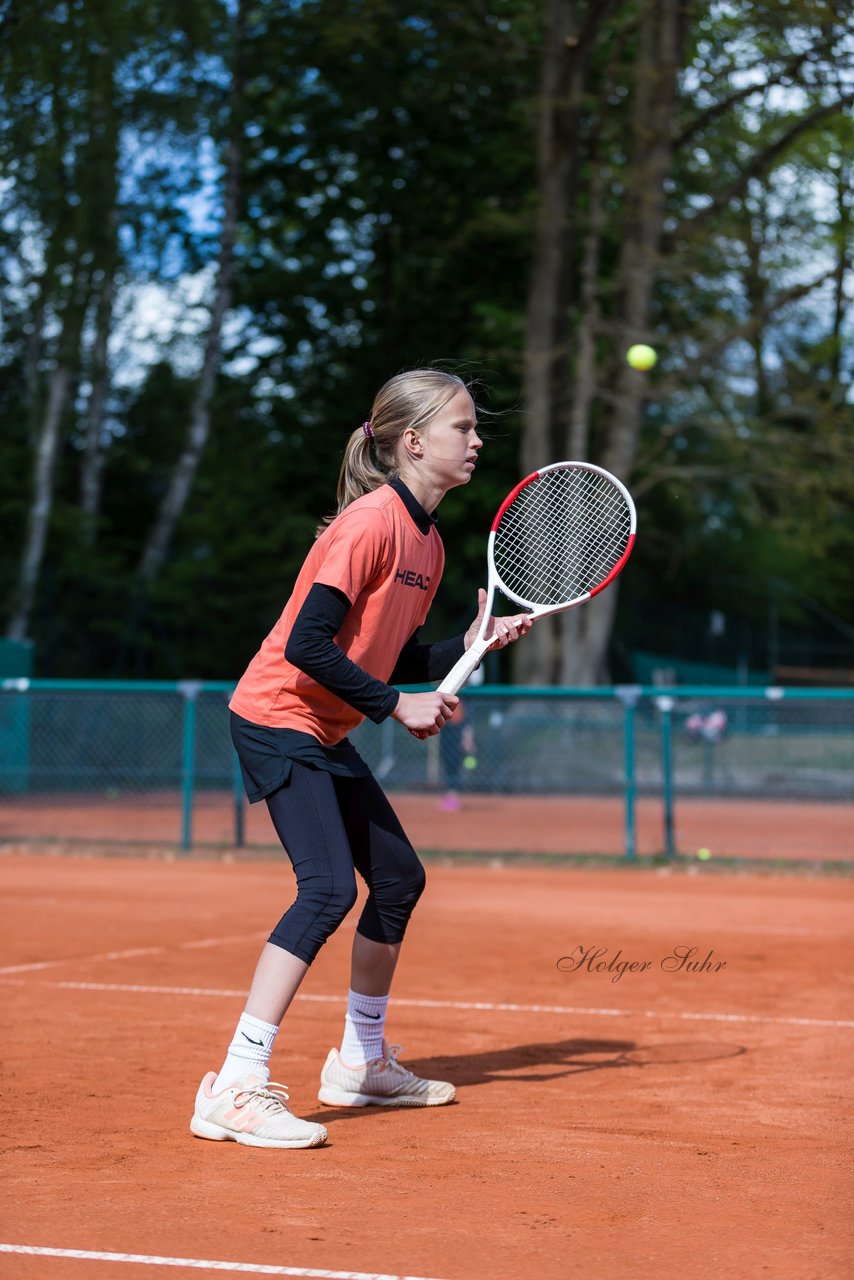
[391,691,459,738]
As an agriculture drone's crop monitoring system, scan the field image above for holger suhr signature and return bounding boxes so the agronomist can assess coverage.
[557,945,727,983]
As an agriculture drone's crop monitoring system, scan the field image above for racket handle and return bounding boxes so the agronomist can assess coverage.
[437,634,492,696]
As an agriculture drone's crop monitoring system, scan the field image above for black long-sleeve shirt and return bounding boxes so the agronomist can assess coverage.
[286,581,466,722]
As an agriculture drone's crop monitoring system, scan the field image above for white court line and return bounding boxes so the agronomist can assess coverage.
[0,933,267,976]
[722,926,817,937]
[102,948,165,961]
[1,977,851,1029]
[0,1244,447,1280]
[182,933,268,950]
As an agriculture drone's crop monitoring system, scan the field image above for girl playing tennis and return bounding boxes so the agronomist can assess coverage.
[190,369,531,1148]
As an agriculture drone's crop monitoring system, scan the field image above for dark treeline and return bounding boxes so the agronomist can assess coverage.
[1,0,852,682]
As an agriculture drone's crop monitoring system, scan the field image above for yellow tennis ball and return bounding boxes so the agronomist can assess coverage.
[627,343,657,371]
[696,847,712,861]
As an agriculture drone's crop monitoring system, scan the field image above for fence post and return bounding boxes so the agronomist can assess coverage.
[0,677,31,796]
[615,686,642,861]
[178,682,201,853]
[656,695,676,860]
[233,744,245,849]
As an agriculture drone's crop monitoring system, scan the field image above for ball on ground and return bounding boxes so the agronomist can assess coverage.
[627,343,657,371]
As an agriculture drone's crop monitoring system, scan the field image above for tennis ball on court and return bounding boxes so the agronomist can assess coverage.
[463,754,477,770]
[696,847,712,861]
[626,343,657,371]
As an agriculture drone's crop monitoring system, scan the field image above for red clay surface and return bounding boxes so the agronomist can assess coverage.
[1,851,852,1280]
[1,790,852,860]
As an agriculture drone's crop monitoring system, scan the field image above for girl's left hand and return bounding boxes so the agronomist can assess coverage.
[465,588,533,652]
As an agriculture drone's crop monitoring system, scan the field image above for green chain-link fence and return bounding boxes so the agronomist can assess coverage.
[1,680,851,860]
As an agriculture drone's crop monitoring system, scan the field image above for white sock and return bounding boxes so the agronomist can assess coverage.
[339,990,389,1066]
[213,1012,279,1091]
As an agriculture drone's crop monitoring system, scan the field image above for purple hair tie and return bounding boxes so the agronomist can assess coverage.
[362,420,374,441]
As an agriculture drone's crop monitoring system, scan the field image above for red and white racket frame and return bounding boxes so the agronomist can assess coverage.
[436,461,637,696]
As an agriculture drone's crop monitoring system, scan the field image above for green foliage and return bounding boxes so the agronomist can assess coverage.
[1,0,851,677]
[624,0,854,672]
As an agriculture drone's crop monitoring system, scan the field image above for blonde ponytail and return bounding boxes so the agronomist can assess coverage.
[320,368,469,530]
[334,425,395,517]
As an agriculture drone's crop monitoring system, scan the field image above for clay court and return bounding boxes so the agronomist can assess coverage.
[1,817,852,1280]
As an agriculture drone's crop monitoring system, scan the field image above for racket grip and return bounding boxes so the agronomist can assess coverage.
[437,635,492,696]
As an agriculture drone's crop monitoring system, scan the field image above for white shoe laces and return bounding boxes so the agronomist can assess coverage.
[231,1081,293,1113]
[382,1045,412,1077]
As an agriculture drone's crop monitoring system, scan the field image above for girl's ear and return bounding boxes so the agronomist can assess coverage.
[401,427,424,458]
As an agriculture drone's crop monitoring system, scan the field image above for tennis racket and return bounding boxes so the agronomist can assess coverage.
[438,461,637,695]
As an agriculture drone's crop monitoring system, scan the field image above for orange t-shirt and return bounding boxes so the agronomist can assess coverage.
[229,485,444,744]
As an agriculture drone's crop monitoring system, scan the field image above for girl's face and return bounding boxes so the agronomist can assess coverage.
[418,389,483,490]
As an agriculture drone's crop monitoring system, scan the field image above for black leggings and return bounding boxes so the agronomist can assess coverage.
[264,762,426,965]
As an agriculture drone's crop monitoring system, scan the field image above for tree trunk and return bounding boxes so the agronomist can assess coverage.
[80,257,116,539]
[600,0,686,479]
[7,228,93,641]
[559,0,689,685]
[522,0,624,476]
[829,162,850,406]
[518,0,621,684]
[567,126,607,460]
[24,282,47,444]
[522,0,576,477]
[136,1,245,585]
[558,589,621,685]
[743,196,771,421]
[7,361,72,641]
[79,33,120,542]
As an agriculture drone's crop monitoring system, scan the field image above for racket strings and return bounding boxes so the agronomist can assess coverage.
[494,468,633,607]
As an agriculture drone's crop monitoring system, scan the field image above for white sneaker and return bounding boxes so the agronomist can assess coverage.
[318,1043,456,1108]
[190,1073,327,1148]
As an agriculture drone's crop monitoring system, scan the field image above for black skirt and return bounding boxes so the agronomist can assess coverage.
[230,711,371,803]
